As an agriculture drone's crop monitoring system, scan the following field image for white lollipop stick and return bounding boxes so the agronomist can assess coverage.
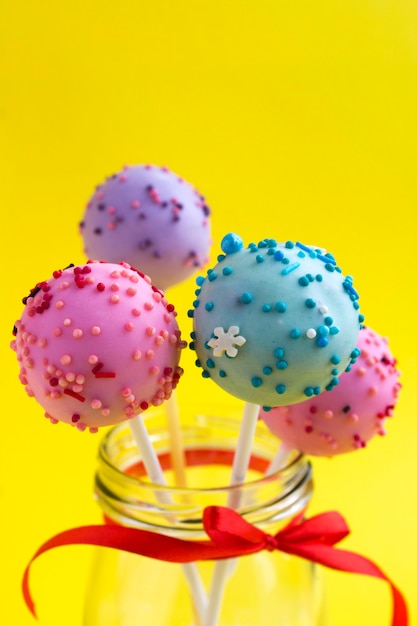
[129,415,207,620]
[203,402,260,626]
[265,441,293,476]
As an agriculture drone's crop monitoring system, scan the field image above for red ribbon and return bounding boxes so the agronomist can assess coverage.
[23,506,408,625]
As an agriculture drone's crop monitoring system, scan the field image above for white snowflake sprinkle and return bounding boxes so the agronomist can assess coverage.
[208,326,246,357]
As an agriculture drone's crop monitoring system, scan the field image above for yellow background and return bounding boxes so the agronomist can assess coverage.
[1,1,416,624]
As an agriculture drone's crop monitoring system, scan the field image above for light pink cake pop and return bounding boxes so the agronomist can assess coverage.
[260,326,401,456]
[11,261,185,433]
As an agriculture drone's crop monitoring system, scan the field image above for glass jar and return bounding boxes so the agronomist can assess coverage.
[84,405,327,626]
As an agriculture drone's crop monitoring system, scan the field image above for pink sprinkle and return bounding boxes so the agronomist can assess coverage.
[53,328,62,337]
[131,200,140,209]
[89,427,99,434]
[119,175,127,183]
[152,291,162,303]
[63,318,72,327]
[91,326,101,335]
[125,322,134,331]
[122,387,132,397]
[110,294,120,304]
[146,326,156,336]
[55,300,65,309]
[323,410,333,419]
[110,283,120,292]
[145,350,154,360]
[107,206,116,214]
[356,367,367,376]
[126,287,137,296]
[132,308,141,317]
[368,385,379,396]
[61,354,72,365]
[88,354,99,364]
[73,329,83,339]
[149,365,160,375]
[154,336,165,346]
[76,374,86,384]
[91,399,102,409]
[144,302,154,311]
[132,350,142,360]
[108,221,116,230]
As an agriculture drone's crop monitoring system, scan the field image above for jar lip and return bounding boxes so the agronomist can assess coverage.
[97,411,306,495]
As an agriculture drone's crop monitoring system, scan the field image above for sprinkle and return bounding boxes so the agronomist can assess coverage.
[275,302,286,313]
[276,384,286,394]
[221,233,243,254]
[241,292,253,304]
[306,328,317,339]
[60,354,72,365]
[110,294,120,304]
[132,350,142,360]
[64,389,85,402]
[281,262,300,275]
[73,329,83,339]
[251,376,263,388]
[91,326,101,335]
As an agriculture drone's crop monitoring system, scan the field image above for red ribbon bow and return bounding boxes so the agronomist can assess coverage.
[23,506,408,625]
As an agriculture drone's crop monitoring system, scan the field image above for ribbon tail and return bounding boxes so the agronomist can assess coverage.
[281,542,408,626]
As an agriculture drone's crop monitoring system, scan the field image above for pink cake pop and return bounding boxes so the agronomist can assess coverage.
[79,164,212,291]
[11,261,186,433]
[260,326,401,456]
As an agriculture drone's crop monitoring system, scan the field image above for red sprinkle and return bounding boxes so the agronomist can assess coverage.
[64,389,86,402]
[95,371,116,378]
[97,283,105,292]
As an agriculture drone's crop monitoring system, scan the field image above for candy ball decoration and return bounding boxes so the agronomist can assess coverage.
[79,165,212,291]
[260,326,401,456]
[189,234,364,408]
[11,261,185,432]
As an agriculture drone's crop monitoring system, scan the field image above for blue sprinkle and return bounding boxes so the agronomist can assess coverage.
[281,262,300,275]
[219,370,227,378]
[241,292,253,304]
[202,371,211,379]
[208,271,218,281]
[263,366,273,375]
[305,298,316,308]
[187,309,194,318]
[256,254,265,263]
[275,301,287,313]
[358,314,365,323]
[296,242,313,254]
[276,360,288,370]
[266,238,277,247]
[316,274,323,282]
[285,241,295,248]
[274,250,284,261]
[205,302,214,311]
[318,325,329,336]
[314,387,321,395]
[330,326,340,335]
[318,253,336,265]
[317,336,329,348]
[307,273,314,282]
[262,304,272,312]
[281,257,290,265]
[196,276,205,286]
[195,288,201,296]
[206,358,215,369]
[330,377,339,387]
[217,254,226,262]
[276,384,286,394]
[324,316,333,326]
[267,248,276,255]
[331,368,339,376]
[304,387,315,397]
[353,301,360,310]
[330,355,341,364]
[204,340,212,349]
[189,342,195,350]
[290,328,301,338]
[193,299,200,308]
[351,348,361,359]
[298,276,309,287]
[258,240,268,248]
[297,250,306,258]
[251,376,263,388]
[190,331,196,339]
[274,348,285,358]
[222,266,233,276]
[195,359,201,367]
[262,406,272,412]
[325,263,335,272]
[221,233,243,255]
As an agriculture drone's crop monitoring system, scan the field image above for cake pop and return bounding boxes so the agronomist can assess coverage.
[190,234,364,409]
[260,326,401,456]
[11,261,185,433]
[79,164,212,291]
